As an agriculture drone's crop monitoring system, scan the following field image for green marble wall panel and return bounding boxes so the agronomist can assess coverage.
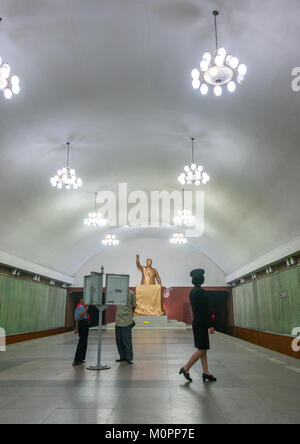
[233,266,300,335]
[0,274,66,335]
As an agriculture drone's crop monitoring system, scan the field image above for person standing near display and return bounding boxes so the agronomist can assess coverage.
[115,289,136,365]
[73,298,90,366]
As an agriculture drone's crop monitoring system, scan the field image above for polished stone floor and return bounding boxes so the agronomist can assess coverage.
[0,329,299,424]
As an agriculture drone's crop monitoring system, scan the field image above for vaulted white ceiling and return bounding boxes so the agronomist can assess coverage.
[0,0,299,279]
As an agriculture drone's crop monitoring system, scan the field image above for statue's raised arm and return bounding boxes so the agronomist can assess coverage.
[136,254,142,271]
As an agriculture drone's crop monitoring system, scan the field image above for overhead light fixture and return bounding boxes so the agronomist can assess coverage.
[174,208,195,227]
[0,18,21,100]
[33,274,41,282]
[49,279,56,286]
[266,266,274,274]
[50,142,83,190]
[84,192,107,227]
[191,10,247,96]
[178,138,210,186]
[170,232,187,245]
[251,273,257,280]
[173,189,195,227]
[102,233,119,247]
[11,268,21,277]
[62,282,68,289]
[286,257,297,267]
[240,277,245,284]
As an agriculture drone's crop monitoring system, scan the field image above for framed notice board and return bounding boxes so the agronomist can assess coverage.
[84,272,103,305]
[105,274,129,306]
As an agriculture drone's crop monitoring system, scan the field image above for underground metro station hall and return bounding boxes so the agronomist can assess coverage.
[0,0,299,426]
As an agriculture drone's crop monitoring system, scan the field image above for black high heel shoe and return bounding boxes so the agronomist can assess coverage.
[202,373,217,382]
[179,367,193,383]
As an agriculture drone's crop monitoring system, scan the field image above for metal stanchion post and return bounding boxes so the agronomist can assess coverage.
[87,304,110,371]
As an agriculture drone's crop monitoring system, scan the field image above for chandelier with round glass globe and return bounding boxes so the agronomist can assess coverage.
[173,189,196,227]
[84,193,107,227]
[174,208,195,227]
[0,19,21,99]
[102,233,119,246]
[191,10,247,96]
[50,142,82,190]
[170,232,187,245]
[178,138,210,186]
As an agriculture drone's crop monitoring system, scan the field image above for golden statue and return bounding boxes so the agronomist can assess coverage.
[136,255,162,285]
[135,255,164,317]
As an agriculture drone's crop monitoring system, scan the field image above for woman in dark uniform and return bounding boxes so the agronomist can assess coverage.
[180,269,217,383]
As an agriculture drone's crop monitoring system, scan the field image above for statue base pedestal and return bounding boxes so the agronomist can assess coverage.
[135,285,164,316]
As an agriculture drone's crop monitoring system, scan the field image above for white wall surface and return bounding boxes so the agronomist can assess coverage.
[73,238,227,287]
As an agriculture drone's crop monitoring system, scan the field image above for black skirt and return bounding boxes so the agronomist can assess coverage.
[192,322,210,350]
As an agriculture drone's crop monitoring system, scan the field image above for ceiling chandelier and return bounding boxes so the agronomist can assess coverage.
[50,142,82,190]
[174,209,195,227]
[178,138,210,186]
[102,233,119,247]
[191,10,247,96]
[0,18,21,100]
[84,193,107,227]
[170,232,187,245]
[174,190,195,227]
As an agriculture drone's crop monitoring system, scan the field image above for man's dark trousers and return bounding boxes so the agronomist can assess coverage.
[74,319,89,363]
[115,325,133,361]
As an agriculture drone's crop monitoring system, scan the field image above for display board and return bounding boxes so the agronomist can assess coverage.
[84,272,103,305]
[105,274,129,306]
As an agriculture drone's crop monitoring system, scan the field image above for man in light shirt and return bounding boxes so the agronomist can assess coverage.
[115,290,136,365]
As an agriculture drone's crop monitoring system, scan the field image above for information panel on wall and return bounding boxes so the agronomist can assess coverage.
[105,274,129,306]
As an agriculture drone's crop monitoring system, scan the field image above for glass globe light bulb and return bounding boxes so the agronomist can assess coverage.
[227,81,236,93]
[200,60,209,71]
[202,52,211,62]
[238,64,247,76]
[192,79,200,89]
[11,75,20,85]
[200,84,208,95]
[218,47,227,57]
[229,57,239,69]
[214,85,222,96]
[12,84,20,95]
[191,69,200,79]
[237,74,245,85]
[0,76,8,90]
[4,88,12,99]
[1,64,11,79]
[215,55,224,67]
